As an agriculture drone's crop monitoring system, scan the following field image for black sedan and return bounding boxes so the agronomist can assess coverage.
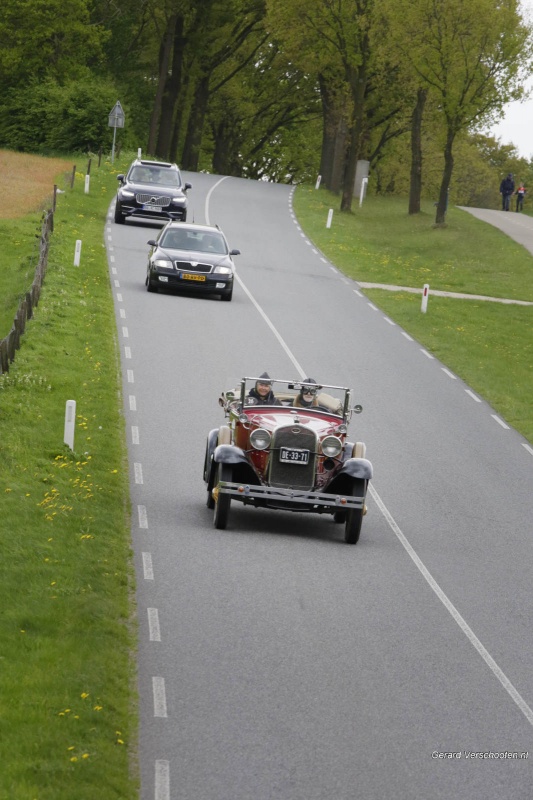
[145,222,240,301]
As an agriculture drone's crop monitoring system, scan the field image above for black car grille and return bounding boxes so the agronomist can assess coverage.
[174,261,212,273]
[268,425,317,490]
[135,193,171,207]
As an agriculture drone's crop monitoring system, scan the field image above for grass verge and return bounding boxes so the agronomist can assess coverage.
[293,187,533,444]
[0,153,138,799]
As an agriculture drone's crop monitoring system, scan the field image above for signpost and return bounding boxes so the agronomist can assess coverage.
[108,101,125,164]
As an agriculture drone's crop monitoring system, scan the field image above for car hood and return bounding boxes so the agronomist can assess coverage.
[125,182,186,197]
[155,247,233,268]
[244,408,343,435]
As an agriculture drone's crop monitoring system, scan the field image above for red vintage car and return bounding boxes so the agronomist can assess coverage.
[203,377,373,544]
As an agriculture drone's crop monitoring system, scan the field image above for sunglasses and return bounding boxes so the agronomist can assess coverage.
[301,387,317,396]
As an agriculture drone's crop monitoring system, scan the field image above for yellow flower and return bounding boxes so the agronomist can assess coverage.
[80,692,89,699]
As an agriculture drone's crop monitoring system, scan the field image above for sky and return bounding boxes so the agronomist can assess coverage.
[486,0,533,159]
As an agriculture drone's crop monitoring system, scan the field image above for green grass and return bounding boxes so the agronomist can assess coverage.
[0,155,138,799]
[293,187,533,443]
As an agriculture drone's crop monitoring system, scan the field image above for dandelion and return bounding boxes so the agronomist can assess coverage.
[93,705,103,711]
[80,692,89,699]
[82,753,90,759]
[70,756,78,762]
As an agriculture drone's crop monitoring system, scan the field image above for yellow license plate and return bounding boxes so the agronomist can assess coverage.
[181,273,206,282]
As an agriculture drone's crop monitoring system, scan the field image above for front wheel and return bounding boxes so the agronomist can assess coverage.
[114,200,125,224]
[213,463,232,530]
[221,284,233,302]
[344,479,367,545]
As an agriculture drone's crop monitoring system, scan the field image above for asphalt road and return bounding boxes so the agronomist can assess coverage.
[106,178,533,800]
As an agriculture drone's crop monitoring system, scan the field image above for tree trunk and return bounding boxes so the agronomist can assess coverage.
[318,75,339,189]
[408,87,427,215]
[155,15,185,160]
[147,16,176,156]
[341,75,366,212]
[435,128,455,224]
[181,75,210,171]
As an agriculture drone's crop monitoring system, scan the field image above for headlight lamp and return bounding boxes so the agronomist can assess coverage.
[152,259,173,268]
[214,265,232,274]
[321,435,342,458]
[120,190,135,198]
[250,428,271,450]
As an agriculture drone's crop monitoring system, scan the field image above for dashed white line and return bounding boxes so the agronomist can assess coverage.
[492,415,510,429]
[110,255,115,263]
[131,426,140,444]
[420,349,434,359]
[134,463,144,484]
[384,317,396,326]
[124,346,132,359]
[127,369,134,383]
[320,257,327,264]
[442,368,456,380]
[465,390,481,402]
[148,608,161,642]
[354,289,363,298]
[114,279,120,288]
[129,395,137,411]
[155,760,170,800]
[402,332,414,341]
[522,443,533,456]
[122,326,129,338]
[120,308,126,318]
[138,505,148,528]
[367,303,378,311]
[111,267,117,274]
[142,552,154,580]
[116,293,123,302]
[152,677,168,718]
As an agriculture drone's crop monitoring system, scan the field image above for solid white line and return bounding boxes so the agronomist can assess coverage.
[124,346,131,359]
[148,608,161,642]
[155,760,170,800]
[442,368,456,380]
[142,552,154,580]
[522,443,533,456]
[138,505,148,528]
[152,677,168,718]
[127,369,134,383]
[131,426,139,444]
[420,349,434,359]
[369,484,533,727]
[129,395,136,411]
[465,389,481,402]
[492,414,510,429]
[234,275,306,378]
[204,176,229,225]
[134,463,143,484]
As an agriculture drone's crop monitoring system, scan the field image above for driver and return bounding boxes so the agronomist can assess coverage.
[247,373,281,405]
[293,378,319,408]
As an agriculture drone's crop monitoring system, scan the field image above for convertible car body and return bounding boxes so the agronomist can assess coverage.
[203,377,373,543]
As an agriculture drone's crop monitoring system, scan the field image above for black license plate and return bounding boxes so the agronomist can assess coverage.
[279,447,309,464]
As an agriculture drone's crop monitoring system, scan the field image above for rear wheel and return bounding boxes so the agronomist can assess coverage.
[344,479,366,545]
[213,463,232,530]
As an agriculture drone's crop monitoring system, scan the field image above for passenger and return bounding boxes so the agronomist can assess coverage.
[293,378,319,408]
[247,373,281,405]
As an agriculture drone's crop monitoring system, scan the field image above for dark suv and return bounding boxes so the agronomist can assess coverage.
[114,159,191,225]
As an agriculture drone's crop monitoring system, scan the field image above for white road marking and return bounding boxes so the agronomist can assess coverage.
[114,279,120,288]
[465,389,481,402]
[127,369,134,383]
[116,293,122,302]
[367,303,378,311]
[138,505,148,528]
[129,395,136,411]
[204,176,229,224]
[134,463,143,484]
[148,608,161,642]
[384,317,396,326]
[354,290,363,297]
[142,552,154,580]
[369,483,533,727]
[155,760,170,800]
[441,368,456,380]
[522,443,533,456]
[492,415,510,429]
[112,267,117,274]
[402,332,414,341]
[124,346,132,359]
[120,308,126,318]
[131,426,139,444]
[152,677,168,718]
[420,349,434,359]
[122,326,129,338]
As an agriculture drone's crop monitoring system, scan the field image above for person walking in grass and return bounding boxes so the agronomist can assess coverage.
[500,173,515,211]
[516,183,526,212]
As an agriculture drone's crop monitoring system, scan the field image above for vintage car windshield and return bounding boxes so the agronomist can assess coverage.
[237,377,348,417]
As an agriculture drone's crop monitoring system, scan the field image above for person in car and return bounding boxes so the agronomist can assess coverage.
[293,378,319,408]
[247,373,281,405]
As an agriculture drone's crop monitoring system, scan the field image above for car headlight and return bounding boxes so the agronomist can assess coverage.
[321,435,342,458]
[152,259,173,269]
[213,265,232,274]
[171,196,186,204]
[120,190,135,198]
[250,428,271,450]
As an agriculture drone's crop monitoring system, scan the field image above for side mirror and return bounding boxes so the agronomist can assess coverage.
[147,240,157,246]
[353,404,363,414]
[230,249,240,256]
[184,183,192,191]
[117,174,124,182]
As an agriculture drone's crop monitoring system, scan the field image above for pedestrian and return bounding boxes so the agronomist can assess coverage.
[499,173,515,211]
[516,183,526,212]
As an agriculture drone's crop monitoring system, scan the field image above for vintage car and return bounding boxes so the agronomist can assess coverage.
[203,377,373,544]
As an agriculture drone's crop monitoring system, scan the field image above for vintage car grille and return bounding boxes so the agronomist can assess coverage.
[268,425,317,490]
[135,193,171,207]
[174,261,212,273]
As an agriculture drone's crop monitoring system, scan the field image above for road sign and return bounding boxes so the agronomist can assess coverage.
[108,101,125,129]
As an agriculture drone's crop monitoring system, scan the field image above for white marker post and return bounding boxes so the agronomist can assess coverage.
[137,147,142,158]
[359,177,368,207]
[74,240,82,266]
[421,284,429,313]
[64,400,76,450]
[84,174,90,194]
[326,208,334,229]
[315,174,322,190]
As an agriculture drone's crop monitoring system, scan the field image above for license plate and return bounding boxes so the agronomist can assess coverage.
[143,204,162,211]
[279,447,309,464]
[181,273,206,282]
